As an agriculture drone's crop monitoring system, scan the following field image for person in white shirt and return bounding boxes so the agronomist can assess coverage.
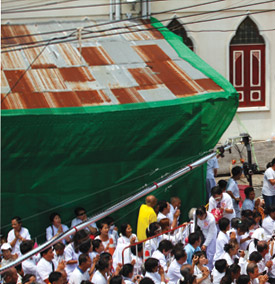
[226,166,243,218]
[262,158,275,208]
[247,262,269,284]
[53,242,65,265]
[151,240,173,272]
[48,271,64,284]
[212,259,227,284]
[256,241,273,274]
[167,248,187,284]
[20,240,39,276]
[46,213,70,245]
[69,253,93,284]
[91,254,111,284]
[221,238,240,266]
[144,258,166,284]
[167,197,181,226]
[120,263,141,284]
[262,205,275,240]
[214,217,230,262]
[89,239,104,262]
[192,251,211,284]
[112,223,137,270]
[157,200,170,222]
[195,206,217,271]
[206,156,219,202]
[208,186,235,221]
[36,247,65,284]
[7,216,31,256]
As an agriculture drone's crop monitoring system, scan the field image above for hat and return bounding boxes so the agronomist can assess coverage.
[1,243,12,251]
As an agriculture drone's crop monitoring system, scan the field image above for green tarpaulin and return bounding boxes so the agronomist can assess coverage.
[1,19,238,243]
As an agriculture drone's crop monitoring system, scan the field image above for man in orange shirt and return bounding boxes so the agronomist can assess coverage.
[137,195,158,241]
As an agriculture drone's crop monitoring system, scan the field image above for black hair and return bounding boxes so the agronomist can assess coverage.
[40,246,52,257]
[120,223,130,237]
[74,207,86,216]
[174,248,187,261]
[139,278,154,284]
[49,271,62,283]
[22,274,35,284]
[229,263,240,275]
[215,259,227,273]
[80,281,92,284]
[231,166,242,177]
[224,239,238,253]
[249,251,262,263]
[211,186,222,196]
[79,239,92,254]
[271,158,275,166]
[120,263,134,278]
[92,239,102,251]
[53,242,65,251]
[20,240,34,255]
[196,206,206,216]
[218,217,230,231]
[264,204,275,216]
[146,222,161,238]
[244,186,254,198]
[11,216,22,224]
[220,275,232,284]
[49,212,60,223]
[241,210,254,219]
[158,239,173,253]
[231,218,241,229]
[158,200,168,213]
[95,256,110,271]
[72,229,89,253]
[235,220,248,233]
[236,275,251,284]
[192,251,207,262]
[144,258,159,273]
[257,241,268,253]
[218,179,227,190]
[78,253,90,265]
[188,232,200,245]
[130,243,143,255]
[110,276,123,284]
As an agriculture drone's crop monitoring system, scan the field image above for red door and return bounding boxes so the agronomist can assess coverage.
[230,44,265,107]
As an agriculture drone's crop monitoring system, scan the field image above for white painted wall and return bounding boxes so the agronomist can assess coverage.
[2,0,274,141]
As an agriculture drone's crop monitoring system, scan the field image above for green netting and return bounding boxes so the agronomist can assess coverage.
[1,19,238,243]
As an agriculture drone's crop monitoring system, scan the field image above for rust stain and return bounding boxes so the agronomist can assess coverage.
[20,92,51,109]
[128,67,162,87]
[1,49,27,69]
[195,79,222,92]
[136,85,158,91]
[59,67,95,82]
[23,47,56,69]
[45,91,82,108]
[1,71,9,90]
[1,25,39,46]
[1,92,25,109]
[112,87,145,104]
[79,46,114,66]
[75,90,104,105]
[4,70,35,94]
[133,45,170,62]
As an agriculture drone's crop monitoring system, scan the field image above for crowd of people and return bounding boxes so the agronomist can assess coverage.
[0,158,275,284]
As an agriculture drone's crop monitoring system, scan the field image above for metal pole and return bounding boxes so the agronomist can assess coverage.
[0,144,232,274]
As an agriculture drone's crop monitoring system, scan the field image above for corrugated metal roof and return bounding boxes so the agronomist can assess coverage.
[1,19,223,110]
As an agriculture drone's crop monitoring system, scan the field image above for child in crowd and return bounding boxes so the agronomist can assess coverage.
[211,259,228,284]
[192,251,211,284]
[53,242,65,264]
[214,217,230,262]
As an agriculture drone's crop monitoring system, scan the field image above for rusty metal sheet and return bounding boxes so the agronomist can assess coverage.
[75,90,111,106]
[1,92,25,109]
[128,67,162,87]
[1,48,28,70]
[111,87,145,104]
[59,66,94,82]
[1,71,10,94]
[54,43,83,67]
[195,79,223,92]
[44,91,82,108]
[133,44,171,62]
[79,46,114,66]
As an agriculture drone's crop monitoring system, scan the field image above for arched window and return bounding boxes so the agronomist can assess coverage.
[167,18,194,50]
[230,17,265,107]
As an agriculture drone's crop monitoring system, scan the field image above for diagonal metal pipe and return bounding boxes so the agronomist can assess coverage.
[0,144,231,274]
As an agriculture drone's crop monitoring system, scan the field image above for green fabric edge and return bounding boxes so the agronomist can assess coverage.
[150,17,238,96]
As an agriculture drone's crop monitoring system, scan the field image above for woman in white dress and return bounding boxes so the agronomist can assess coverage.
[112,223,137,269]
[144,222,162,256]
[95,221,111,252]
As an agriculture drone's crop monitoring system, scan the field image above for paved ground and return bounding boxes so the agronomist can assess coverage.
[216,173,264,199]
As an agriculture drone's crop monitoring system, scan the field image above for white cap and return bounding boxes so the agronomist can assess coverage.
[1,243,12,251]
